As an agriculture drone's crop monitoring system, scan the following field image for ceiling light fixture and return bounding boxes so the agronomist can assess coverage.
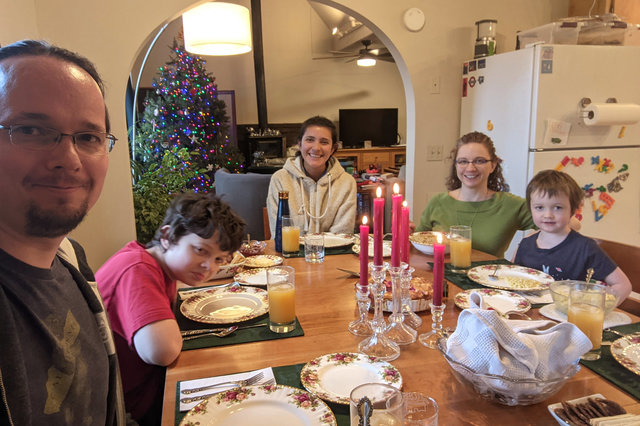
[357,56,376,67]
[182,2,252,56]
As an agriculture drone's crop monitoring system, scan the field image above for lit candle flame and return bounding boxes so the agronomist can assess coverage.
[393,183,400,194]
[376,186,382,198]
[436,232,443,244]
[402,200,407,207]
[362,215,368,225]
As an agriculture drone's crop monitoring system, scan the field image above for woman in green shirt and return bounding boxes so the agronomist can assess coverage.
[416,131,534,258]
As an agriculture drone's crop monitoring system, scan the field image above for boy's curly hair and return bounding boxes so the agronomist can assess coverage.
[147,193,246,253]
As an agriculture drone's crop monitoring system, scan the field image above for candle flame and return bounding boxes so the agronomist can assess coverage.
[402,200,407,207]
[393,183,400,194]
[376,186,382,198]
[362,215,368,225]
[436,232,443,244]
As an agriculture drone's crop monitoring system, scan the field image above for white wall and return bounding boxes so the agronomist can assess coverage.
[0,0,568,270]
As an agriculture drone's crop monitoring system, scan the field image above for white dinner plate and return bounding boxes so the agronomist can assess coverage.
[454,288,531,314]
[179,384,336,426]
[610,333,640,376]
[243,255,283,268]
[547,393,604,426]
[539,304,632,329]
[467,264,553,292]
[180,286,268,324]
[300,352,402,405]
[352,240,392,257]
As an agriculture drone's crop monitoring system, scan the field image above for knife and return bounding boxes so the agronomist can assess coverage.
[337,267,360,277]
[181,323,267,336]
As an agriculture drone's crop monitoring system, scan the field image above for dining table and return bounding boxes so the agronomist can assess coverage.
[163,240,640,425]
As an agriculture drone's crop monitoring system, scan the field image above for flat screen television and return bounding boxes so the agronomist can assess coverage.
[339,108,398,148]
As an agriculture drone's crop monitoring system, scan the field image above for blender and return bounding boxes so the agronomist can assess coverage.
[474,19,497,58]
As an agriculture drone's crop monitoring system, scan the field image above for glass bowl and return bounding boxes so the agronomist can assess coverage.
[436,337,580,406]
[239,240,267,257]
[549,280,619,315]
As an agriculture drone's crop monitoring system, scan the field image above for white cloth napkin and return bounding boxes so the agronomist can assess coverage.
[468,291,516,315]
[446,293,591,393]
[179,367,275,412]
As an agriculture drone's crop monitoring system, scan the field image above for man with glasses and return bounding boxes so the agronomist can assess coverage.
[0,40,126,425]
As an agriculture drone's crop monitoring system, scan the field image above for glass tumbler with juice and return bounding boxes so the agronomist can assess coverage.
[281,216,300,258]
[267,266,296,333]
[449,225,471,273]
[567,282,605,360]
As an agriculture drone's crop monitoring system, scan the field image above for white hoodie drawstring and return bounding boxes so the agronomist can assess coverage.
[297,173,332,232]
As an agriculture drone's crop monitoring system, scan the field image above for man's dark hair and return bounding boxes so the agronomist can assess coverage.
[148,193,246,254]
[0,39,111,131]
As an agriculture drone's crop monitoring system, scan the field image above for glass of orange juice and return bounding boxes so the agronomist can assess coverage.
[568,282,605,360]
[281,216,301,258]
[266,266,296,333]
[449,225,472,273]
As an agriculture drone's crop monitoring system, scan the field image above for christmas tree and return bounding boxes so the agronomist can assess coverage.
[135,39,244,192]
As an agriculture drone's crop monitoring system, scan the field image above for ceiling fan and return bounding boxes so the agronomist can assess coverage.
[313,39,394,66]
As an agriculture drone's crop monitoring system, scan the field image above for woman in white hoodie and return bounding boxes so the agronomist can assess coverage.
[267,116,357,236]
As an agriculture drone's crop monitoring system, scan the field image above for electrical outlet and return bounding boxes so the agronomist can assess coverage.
[430,76,440,94]
[427,144,443,161]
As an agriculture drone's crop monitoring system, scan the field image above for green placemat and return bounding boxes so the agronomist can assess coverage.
[284,243,355,258]
[174,363,349,425]
[579,322,640,400]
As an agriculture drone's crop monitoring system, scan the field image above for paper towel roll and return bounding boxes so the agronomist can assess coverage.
[583,103,640,126]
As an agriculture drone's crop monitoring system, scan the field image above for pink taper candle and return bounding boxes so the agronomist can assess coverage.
[401,200,410,265]
[373,187,384,265]
[359,216,369,286]
[433,232,445,305]
[391,183,402,267]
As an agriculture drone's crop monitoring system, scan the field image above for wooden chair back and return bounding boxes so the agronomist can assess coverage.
[595,239,640,316]
[263,207,271,240]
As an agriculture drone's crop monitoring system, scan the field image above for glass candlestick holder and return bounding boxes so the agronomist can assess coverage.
[358,262,400,361]
[348,282,373,336]
[418,302,447,349]
[384,263,416,345]
[400,265,422,330]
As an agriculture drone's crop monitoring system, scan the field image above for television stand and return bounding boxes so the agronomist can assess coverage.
[334,146,406,173]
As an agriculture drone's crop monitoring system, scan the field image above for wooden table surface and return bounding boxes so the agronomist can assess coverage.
[163,242,639,425]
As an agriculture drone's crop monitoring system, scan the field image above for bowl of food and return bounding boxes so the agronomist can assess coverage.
[409,231,450,255]
[549,280,619,315]
[209,251,245,280]
[437,337,579,406]
[239,240,267,257]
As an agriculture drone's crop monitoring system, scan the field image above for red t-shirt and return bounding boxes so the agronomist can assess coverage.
[96,241,176,422]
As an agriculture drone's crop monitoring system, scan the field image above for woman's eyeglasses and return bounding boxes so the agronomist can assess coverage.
[455,158,492,167]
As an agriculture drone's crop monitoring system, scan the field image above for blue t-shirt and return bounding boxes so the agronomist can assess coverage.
[515,230,616,282]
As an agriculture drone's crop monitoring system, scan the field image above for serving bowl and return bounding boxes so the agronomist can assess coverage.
[409,231,450,255]
[209,251,245,280]
[239,240,267,257]
[436,338,580,406]
[549,280,619,315]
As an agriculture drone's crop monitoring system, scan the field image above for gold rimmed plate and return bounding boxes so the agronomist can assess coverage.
[467,264,553,292]
[180,286,268,324]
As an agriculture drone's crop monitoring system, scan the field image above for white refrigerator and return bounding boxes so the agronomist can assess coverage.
[460,44,640,258]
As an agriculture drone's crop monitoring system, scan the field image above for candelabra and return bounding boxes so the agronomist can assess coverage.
[383,263,416,345]
[400,265,422,329]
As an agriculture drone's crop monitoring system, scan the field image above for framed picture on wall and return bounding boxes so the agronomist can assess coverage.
[218,90,237,146]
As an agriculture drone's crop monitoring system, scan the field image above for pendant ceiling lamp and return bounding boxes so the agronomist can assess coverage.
[182,2,252,56]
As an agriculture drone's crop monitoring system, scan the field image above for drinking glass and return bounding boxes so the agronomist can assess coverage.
[568,282,605,360]
[281,216,301,258]
[304,232,325,263]
[403,392,438,425]
[266,266,296,333]
[349,383,404,426]
[449,225,472,273]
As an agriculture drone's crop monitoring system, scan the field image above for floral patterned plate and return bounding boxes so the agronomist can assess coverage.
[234,268,269,286]
[179,384,336,425]
[610,333,640,376]
[243,255,283,268]
[467,264,553,292]
[180,286,268,324]
[454,288,531,314]
[300,352,402,405]
[352,240,392,257]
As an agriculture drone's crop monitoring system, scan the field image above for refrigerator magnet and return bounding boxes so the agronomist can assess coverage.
[462,78,468,97]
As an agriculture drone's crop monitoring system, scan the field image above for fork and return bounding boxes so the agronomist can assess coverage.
[488,265,500,281]
[180,378,276,404]
[180,371,265,395]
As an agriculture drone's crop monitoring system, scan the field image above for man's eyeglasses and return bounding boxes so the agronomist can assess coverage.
[0,124,116,156]
[455,158,492,167]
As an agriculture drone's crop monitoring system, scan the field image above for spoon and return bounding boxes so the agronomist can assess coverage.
[585,268,594,283]
[488,265,500,281]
